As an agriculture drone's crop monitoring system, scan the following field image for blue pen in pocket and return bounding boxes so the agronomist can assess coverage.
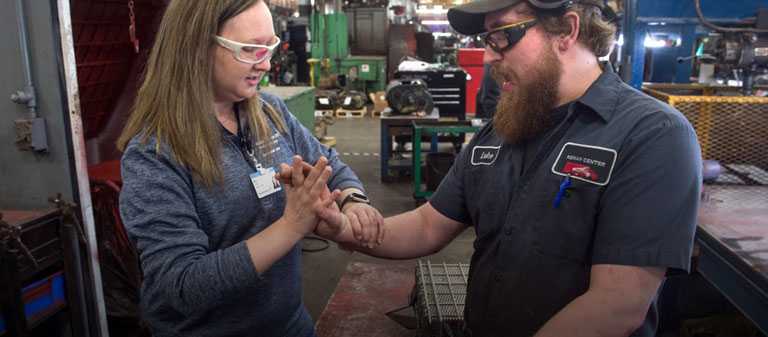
[553,176,572,208]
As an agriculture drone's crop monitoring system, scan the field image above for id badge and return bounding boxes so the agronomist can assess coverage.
[250,167,282,199]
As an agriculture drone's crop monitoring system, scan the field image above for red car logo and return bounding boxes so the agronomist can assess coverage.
[563,162,599,181]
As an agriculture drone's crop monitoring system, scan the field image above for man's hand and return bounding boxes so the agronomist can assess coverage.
[314,203,385,249]
[341,203,384,248]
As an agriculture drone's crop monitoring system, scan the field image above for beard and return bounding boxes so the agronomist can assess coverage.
[491,44,562,144]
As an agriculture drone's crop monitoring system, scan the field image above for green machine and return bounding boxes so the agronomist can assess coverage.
[310,12,386,93]
[260,86,315,130]
[341,56,386,92]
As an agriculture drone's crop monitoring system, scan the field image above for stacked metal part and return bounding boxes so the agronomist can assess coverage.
[413,260,469,337]
[315,90,340,110]
[338,90,368,110]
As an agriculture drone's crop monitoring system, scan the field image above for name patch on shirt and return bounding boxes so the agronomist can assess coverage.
[471,145,501,166]
[552,142,617,186]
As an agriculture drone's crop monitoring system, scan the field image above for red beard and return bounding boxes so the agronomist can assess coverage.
[491,45,562,144]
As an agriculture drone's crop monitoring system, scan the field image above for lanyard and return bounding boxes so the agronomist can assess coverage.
[234,105,264,171]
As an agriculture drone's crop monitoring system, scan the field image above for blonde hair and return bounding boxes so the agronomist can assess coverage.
[117,0,286,187]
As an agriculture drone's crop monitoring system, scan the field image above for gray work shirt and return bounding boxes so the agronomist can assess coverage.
[430,67,702,337]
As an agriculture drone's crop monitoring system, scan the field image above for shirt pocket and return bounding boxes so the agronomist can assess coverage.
[530,174,603,264]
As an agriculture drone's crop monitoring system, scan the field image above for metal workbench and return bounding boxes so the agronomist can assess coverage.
[379,109,440,182]
[411,121,480,199]
[695,185,768,334]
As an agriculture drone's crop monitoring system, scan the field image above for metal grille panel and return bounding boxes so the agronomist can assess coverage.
[414,260,469,336]
[644,84,768,205]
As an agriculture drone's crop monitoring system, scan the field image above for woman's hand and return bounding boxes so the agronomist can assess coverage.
[278,156,339,237]
[278,157,385,249]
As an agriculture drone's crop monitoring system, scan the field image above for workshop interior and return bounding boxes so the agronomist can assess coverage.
[1,0,767,336]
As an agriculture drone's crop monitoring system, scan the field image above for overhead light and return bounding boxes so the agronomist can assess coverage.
[422,20,450,25]
[416,5,448,14]
[644,36,667,48]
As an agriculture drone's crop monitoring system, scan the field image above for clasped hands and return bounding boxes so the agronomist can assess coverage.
[277,156,384,248]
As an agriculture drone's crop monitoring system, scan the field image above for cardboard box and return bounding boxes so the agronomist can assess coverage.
[369,91,388,115]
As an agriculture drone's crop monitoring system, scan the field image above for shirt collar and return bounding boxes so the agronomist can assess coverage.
[575,63,622,122]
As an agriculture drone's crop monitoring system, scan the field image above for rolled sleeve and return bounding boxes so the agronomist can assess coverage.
[119,142,261,316]
[592,120,702,273]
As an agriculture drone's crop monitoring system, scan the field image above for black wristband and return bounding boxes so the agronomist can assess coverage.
[340,192,370,209]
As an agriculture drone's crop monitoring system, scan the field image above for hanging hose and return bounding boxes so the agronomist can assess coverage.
[694,0,768,34]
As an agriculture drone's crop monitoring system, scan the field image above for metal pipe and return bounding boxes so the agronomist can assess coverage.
[619,0,637,83]
[54,0,110,335]
[743,65,756,96]
[10,0,38,118]
[694,0,768,34]
[63,223,92,337]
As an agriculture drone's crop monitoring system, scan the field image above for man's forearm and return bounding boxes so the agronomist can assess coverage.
[533,289,646,337]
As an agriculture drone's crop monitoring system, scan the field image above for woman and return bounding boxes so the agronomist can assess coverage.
[117,1,382,336]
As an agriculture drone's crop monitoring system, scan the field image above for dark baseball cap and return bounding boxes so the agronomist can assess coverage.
[447,0,526,35]
[448,0,615,36]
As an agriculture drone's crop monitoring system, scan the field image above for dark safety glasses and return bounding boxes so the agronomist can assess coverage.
[479,19,538,54]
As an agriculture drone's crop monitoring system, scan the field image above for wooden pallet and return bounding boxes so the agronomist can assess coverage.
[336,108,366,118]
[315,109,336,118]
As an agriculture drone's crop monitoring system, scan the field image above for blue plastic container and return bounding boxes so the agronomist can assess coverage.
[0,271,67,335]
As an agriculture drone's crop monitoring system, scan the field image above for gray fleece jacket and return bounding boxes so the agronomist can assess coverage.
[119,93,363,337]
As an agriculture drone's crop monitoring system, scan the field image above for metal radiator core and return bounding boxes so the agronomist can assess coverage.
[413,260,469,336]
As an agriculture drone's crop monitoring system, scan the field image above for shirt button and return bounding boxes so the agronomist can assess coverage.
[504,227,513,236]
[495,273,503,282]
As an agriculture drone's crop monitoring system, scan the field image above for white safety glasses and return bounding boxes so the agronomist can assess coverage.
[214,35,281,64]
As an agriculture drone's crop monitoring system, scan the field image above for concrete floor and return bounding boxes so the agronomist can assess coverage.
[300,116,476,321]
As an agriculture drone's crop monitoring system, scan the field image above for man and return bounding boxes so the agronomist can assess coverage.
[305,0,702,336]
